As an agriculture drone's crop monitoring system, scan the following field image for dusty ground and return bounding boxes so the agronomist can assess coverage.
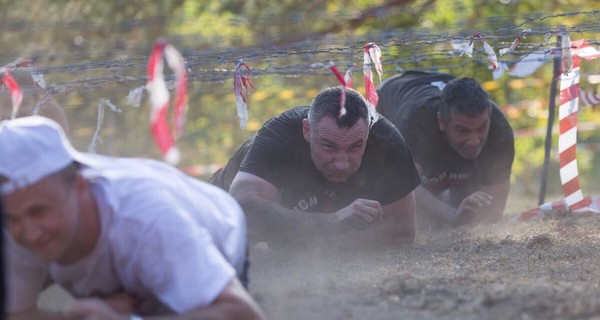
[248,200,600,320]
[39,198,600,320]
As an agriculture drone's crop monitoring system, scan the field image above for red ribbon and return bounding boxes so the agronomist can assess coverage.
[363,43,382,107]
[234,60,253,128]
[1,67,23,119]
[146,39,188,164]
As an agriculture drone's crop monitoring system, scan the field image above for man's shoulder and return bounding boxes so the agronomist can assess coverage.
[256,106,308,144]
[370,116,400,136]
[258,106,307,137]
[367,117,415,153]
[379,70,456,91]
[376,71,450,124]
[272,106,309,123]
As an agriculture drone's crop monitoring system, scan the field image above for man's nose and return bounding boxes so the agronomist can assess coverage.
[334,152,350,170]
[466,135,482,147]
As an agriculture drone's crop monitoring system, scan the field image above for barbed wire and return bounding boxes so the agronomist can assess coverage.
[3,9,600,96]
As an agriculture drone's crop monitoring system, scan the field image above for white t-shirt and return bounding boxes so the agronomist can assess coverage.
[6,154,247,315]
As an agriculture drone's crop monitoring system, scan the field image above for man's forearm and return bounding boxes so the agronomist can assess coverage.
[414,185,456,224]
[8,309,64,320]
[480,179,510,223]
[239,195,345,241]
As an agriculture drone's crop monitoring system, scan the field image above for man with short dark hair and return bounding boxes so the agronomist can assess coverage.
[1,116,265,320]
[210,87,421,246]
[377,70,515,229]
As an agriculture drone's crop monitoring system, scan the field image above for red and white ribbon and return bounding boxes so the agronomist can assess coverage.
[579,89,600,107]
[310,61,353,116]
[456,34,499,71]
[560,31,573,75]
[3,59,47,90]
[329,63,348,116]
[11,59,46,89]
[233,60,253,129]
[146,38,188,165]
[2,60,51,116]
[519,196,600,221]
[2,59,46,93]
[481,39,499,71]
[344,66,354,89]
[499,29,529,56]
[499,38,521,56]
[1,67,23,119]
[363,43,382,107]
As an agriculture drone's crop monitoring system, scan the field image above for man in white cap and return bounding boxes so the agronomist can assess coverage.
[1,116,265,320]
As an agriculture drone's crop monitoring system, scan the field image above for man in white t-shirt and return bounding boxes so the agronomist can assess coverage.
[1,117,265,320]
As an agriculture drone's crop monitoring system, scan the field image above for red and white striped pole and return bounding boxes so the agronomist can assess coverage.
[557,38,592,210]
[518,38,600,221]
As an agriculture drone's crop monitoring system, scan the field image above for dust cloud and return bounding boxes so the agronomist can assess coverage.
[37,197,600,319]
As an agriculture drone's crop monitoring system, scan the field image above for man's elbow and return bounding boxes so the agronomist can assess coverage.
[385,211,416,246]
[398,223,416,245]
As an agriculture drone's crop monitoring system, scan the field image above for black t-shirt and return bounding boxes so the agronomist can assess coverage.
[210,107,420,213]
[377,71,515,206]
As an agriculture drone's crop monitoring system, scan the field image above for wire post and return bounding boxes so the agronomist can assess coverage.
[538,35,562,205]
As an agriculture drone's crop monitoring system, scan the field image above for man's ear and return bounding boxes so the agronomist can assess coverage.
[302,118,311,142]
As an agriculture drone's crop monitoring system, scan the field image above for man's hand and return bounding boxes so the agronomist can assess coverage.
[103,292,139,315]
[454,191,493,225]
[64,292,138,320]
[333,198,383,230]
[64,298,129,320]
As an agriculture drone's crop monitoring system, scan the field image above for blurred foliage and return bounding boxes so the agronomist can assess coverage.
[1,0,599,202]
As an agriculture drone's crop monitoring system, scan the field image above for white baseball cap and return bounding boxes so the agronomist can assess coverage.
[0,116,82,195]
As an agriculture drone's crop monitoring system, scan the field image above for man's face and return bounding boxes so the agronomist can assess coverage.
[4,173,81,264]
[438,110,491,159]
[303,116,369,183]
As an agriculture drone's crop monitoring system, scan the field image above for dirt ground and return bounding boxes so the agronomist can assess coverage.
[247,202,600,320]
[39,198,600,320]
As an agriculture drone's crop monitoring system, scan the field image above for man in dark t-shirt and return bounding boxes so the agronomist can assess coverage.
[210,87,421,246]
[377,71,515,229]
